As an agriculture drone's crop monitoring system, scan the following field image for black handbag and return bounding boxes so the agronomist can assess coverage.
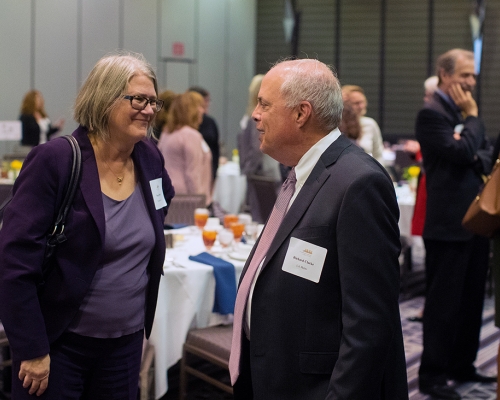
[0,135,82,279]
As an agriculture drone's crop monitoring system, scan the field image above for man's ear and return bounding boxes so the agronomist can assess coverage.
[296,101,312,128]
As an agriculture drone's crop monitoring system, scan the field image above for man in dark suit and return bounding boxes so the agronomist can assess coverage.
[416,48,494,399]
[189,86,220,182]
[229,59,408,399]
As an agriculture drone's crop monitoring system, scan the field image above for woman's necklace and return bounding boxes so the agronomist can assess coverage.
[93,138,130,185]
[102,157,129,184]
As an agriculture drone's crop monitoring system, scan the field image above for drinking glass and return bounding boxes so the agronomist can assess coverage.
[194,208,209,229]
[202,228,217,251]
[244,221,259,242]
[223,214,239,229]
[230,222,245,243]
[238,213,252,226]
[218,228,234,249]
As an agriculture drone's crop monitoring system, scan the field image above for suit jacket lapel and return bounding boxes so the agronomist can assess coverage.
[132,140,165,242]
[74,126,106,244]
[253,135,352,273]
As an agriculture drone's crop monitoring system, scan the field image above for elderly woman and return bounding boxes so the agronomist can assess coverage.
[157,91,212,205]
[0,52,174,399]
[342,85,384,164]
[19,90,64,147]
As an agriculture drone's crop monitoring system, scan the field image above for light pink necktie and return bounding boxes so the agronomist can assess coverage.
[229,168,297,385]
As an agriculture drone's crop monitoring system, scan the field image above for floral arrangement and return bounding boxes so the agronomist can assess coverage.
[10,160,23,171]
[402,165,420,181]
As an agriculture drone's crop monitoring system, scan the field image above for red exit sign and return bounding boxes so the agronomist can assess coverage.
[172,42,185,56]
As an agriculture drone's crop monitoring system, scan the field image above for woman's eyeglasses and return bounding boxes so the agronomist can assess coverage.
[122,95,164,112]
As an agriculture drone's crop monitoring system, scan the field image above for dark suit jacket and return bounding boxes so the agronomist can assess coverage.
[20,114,59,147]
[415,92,492,241]
[0,126,174,362]
[236,135,408,400]
[198,114,220,181]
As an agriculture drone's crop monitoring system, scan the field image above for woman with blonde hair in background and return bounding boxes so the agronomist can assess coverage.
[153,89,176,137]
[157,91,213,206]
[342,85,384,164]
[19,90,64,148]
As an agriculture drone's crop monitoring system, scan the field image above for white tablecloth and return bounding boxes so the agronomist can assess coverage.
[394,183,416,238]
[148,227,246,399]
[212,162,247,214]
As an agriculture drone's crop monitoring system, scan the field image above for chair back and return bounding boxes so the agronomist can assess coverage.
[164,194,206,226]
[246,175,280,223]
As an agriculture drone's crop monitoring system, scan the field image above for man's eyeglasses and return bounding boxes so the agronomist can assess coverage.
[123,95,164,113]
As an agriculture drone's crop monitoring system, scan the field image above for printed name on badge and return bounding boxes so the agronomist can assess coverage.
[282,237,327,283]
[149,178,167,210]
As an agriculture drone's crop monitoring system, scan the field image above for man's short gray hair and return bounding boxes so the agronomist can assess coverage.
[272,59,343,132]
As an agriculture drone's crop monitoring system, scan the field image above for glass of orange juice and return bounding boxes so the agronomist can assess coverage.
[202,228,217,251]
[194,208,209,229]
[223,214,239,229]
[230,221,245,243]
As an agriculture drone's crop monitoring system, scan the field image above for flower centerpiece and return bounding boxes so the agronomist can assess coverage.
[403,165,420,192]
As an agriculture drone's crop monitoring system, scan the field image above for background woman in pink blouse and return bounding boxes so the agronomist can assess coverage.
[157,91,212,205]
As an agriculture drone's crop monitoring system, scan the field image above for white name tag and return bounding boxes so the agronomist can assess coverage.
[282,237,327,283]
[149,178,167,210]
[454,124,464,134]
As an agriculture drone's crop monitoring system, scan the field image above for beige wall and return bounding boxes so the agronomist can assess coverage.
[0,0,256,157]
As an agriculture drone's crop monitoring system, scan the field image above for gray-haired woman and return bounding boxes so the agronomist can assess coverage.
[0,52,174,399]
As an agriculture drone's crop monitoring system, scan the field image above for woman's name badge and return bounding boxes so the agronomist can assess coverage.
[149,178,167,210]
[282,237,327,283]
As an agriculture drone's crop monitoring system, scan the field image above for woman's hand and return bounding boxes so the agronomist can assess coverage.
[19,354,50,396]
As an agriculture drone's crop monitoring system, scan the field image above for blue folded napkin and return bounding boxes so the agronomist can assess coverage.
[188,252,237,314]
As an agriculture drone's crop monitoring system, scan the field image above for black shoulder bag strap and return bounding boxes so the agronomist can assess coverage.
[44,135,82,261]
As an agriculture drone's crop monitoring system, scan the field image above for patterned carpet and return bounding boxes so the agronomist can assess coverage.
[1,296,497,399]
[163,296,499,400]
[402,296,499,400]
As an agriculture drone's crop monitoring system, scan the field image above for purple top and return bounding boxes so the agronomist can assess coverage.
[68,183,155,338]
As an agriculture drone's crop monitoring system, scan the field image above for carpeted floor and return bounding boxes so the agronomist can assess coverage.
[163,295,499,400]
[1,296,497,399]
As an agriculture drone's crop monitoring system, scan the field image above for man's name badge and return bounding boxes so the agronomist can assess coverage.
[282,237,327,283]
[149,178,167,210]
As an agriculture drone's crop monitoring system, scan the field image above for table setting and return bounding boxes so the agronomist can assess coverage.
[148,211,262,399]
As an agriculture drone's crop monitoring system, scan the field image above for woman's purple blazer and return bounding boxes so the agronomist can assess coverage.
[0,126,175,362]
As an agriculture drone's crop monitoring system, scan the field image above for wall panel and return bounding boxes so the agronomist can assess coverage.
[479,3,500,136]
[81,0,120,81]
[123,0,158,72]
[338,0,381,123]
[226,0,257,151]
[197,0,226,134]
[297,0,336,66]
[34,0,78,136]
[384,0,428,136]
[0,1,31,121]
[256,0,291,74]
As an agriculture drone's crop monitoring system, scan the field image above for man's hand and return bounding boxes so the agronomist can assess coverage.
[449,83,478,117]
[19,354,50,396]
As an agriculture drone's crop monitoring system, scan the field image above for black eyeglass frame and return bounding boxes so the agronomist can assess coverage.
[122,95,164,112]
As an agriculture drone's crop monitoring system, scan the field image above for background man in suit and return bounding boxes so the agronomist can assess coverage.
[416,48,494,400]
[229,59,408,399]
[189,86,220,183]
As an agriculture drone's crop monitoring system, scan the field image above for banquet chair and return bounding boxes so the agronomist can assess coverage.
[164,194,206,227]
[246,175,280,223]
[179,324,233,399]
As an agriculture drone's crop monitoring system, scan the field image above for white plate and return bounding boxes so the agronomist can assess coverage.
[228,252,249,261]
